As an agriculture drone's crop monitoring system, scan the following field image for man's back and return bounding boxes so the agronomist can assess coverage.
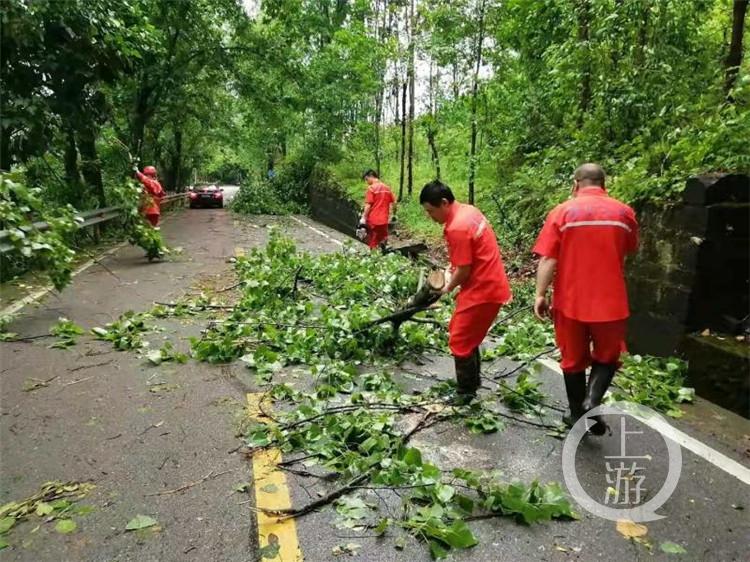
[534,187,638,322]
[445,203,511,310]
[365,182,395,225]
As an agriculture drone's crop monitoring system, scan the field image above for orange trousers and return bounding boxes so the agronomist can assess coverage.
[448,302,502,358]
[367,224,389,249]
[554,312,627,373]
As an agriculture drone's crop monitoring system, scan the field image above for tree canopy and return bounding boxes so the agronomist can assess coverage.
[2,0,747,241]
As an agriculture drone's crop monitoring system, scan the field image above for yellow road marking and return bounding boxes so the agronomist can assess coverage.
[247,393,303,561]
[234,247,245,258]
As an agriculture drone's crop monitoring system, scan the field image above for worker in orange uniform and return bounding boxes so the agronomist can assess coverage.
[533,163,639,435]
[420,180,512,402]
[134,165,165,228]
[358,170,396,250]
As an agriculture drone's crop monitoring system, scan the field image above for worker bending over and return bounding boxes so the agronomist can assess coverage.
[420,181,511,402]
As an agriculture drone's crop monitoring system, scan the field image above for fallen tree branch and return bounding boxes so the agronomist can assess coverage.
[489,346,557,380]
[271,472,371,519]
[267,411,438,521]
[155,301,234,310]
[489,305,533,332]
[492,410,558,430]
[69,359,113,372]
[145,469,233,497]
[217,281,242,293]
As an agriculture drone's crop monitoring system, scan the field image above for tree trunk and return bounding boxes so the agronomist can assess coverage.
[452,60,459,100]
[63,126,81,190]
[406,0,415,197]
[467,0,487,205]
[427,128,441,180]
[0,125,11,171]
[576,0,592,126]
[169,128,182,192]
[76,121,106,208]
[131,82,153,161]
[725,0,748,97]
[374,91,382,176]
[399,79,407,201]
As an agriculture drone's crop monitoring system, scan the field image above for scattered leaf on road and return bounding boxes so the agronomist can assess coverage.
[616,519,648,538]
[660,541,687,554]
[332,543,361,556]
[0,518,15,534]
[54,519,77,534]
[35,502,54,517]
[126,515,158,531]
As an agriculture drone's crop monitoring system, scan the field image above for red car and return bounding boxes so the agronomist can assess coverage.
[188,184,224,208]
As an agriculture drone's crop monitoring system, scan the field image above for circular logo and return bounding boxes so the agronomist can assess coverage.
[562,401,682,522]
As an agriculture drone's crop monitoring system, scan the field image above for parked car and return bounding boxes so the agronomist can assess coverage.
[188,184,224,208]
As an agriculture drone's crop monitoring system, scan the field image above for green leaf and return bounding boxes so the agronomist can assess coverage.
[442,520,478,548]
[70,504,95,516]
[660,541,687,554]
[49,499,71,510]
[435,484,455,503]
[125,514,157,531]
[0,537,8,549]
[259,542,281,558]
[0,517,15,534]
[54,519,77,534]
[374,518,390,535]
[403,447,423,467]
[429,540,448,559]
[260,484,278,494]
[35,502,54,516]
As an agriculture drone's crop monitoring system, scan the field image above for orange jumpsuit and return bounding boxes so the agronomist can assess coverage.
[364,182,395,248]
[444,203,512,358]
[135,171,165,227]
[533,186,639,373]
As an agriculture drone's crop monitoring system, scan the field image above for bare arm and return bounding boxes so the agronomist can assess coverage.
[361,203,372,223]
[534,256,557,320]
[442,265,471,294]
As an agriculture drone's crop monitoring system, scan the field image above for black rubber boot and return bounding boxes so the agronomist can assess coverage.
[473,347,482,381]
[454,354,480,404]
[582,362,617,436]
[562,371,586,427]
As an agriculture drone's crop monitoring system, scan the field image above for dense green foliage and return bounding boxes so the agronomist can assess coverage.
[232,162,311,215]
[192,230,450,369]
[2,0,248,207]
[4,0,746,256]
[0,172,81,289]
[232,0,749,246]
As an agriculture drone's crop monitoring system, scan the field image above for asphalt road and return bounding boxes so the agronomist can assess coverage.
[1,204,748,561]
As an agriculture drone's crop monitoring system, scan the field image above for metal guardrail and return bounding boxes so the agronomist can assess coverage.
[0,193,186,254]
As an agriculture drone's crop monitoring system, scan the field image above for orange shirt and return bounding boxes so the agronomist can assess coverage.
[136,172,164,216]
[444,202,512,312]
[364,182,395,226]
[533,187,639,322]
